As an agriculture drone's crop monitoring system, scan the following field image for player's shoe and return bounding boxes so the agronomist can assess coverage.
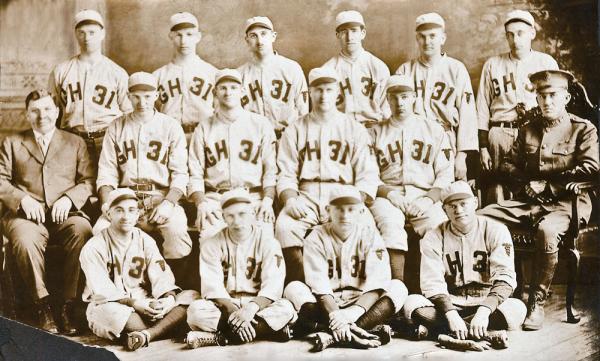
[273,325,293,342]
[185,330,228,349]
[486,330,509,349]
[369,324,393,345]
[126,330,151,351]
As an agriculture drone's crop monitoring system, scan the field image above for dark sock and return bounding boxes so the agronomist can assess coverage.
[388,249,406,281]
[282,247,305,284]
[488,310,509,330]
[124,312,149,332]
[293,302,327,337]
[412,306,445,331]
[144,305,187,341]
[356,296,396,330]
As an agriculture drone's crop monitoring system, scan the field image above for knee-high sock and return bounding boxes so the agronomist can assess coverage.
[124,312,149,332]
[145,305,187,341]
[488,310,509,330]
[355,296,395,330]
[282,247,305,284]
[293,302,327,337]
[412,306,445,330]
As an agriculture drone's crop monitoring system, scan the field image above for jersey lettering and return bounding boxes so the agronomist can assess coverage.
[445,251,463,275]
[327,258,342,279]
[245,257,262,282]
[387,140,402,163]
[328,140,350,165]
[116,139,137,165]
[91,84,116,109]
[337,77,352,106]
[299,140,320,161]
[473,251,488,273]
[146,141,162,162]
[128,257,145,279]
[214,139,228,161]
[66,82,82,103]
[411,140,433,164]
[360,77,376,99]
[239,140,260,164]
[248,79,263,101]
[350,256,366,279]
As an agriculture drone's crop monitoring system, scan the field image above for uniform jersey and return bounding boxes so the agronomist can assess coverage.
[369,115,453,195]
[153,56,218,127]
[96,111,188,193]
[188,109,276,195]
[238,54,308,131]
[200,225,285,301]
[80,228,179,303]
[395,55,477,152]
[476,51,558,130]
[420,216,516,307]
[322,50,390,123]
[48,55,132,131]
[303,223,391,297]
[277,111,381,199]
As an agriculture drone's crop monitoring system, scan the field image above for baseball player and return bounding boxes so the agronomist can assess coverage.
[48,9,131,164]
[477,10,558,204]
[369,75,453,280]
[283,187,407,350]
[153,12,217,139]
[479,70,599,330]
[188,68,277,239]
[276,67,381,284]
[322,10,390,127]
[238,16,308,136]
[94,72,192,279]
[80,189,198,351]
[395,12,478,181]
[402,181,526,346]
[185,188,296,348]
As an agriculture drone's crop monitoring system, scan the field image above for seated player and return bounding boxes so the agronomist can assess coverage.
[80,189,198,351]
[283,187,408,350]
[185,188,296,348]
[402,181,526,347]
[369,75,453,280]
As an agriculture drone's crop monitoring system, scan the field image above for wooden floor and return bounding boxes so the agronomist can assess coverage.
[45,284,598,361]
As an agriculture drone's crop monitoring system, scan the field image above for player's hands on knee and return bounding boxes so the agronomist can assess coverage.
[51,196,72,224]
[149,295,176,320]
[20,195,46,224]
[256,197,275,223]
[387,190,408,213]
[149,200,175,225]
[229,303,259,334]
[454,152,468,181]
[469,306,490,340]
[133,299,161,319]
[480,148,492,172]
[408,196,434,218]
[332,323,352,343]
[445,310,468,340]
[235,321,257,343]
[285,197,310,220]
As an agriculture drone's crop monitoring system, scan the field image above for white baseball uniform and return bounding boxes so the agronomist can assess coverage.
[322,50,391,124]
[395,55,478,153]
[187,225,296,332]
[153,55,218,131]
[95,111,192,259]
[48,55,132,131]
[369,115,454,250]
[238,54,308,132]
[275,111,382,249]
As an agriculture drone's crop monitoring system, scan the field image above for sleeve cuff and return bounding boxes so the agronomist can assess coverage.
[478,130,490,149]
[251,296,273,311]
[165,188,184,204]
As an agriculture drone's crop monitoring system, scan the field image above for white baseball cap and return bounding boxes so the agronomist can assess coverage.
[128,72,157,92]
[220,188,253,209]
[335,10,365,30]
[308,67,339,87]
[440,181,475,204]
[74,9,104,29]
[415,12,445,31]
[170,12,199,31]
[215,68,242,86]
[245,16,274,33]
[504,10,535,27]
[385,75,414,94]
[329,186,363,206]
[102,188,138,213]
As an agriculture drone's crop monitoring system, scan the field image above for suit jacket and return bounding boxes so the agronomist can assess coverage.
[0,128,94,216]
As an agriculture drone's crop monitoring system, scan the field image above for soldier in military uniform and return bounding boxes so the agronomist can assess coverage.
[478,69,599,330]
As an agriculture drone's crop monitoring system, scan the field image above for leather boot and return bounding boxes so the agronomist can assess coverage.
[60,300,79,335]
[523,252,558,331]
[37,297,58,334]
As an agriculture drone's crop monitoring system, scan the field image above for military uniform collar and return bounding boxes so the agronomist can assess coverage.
[542,112,570,129]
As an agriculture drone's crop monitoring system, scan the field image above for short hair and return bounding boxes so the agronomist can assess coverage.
[25,89,55,109]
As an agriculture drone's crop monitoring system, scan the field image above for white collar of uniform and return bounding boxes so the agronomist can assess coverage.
[33,127,56,145]
[508,49,533,63]
[339,48,366,63]
[418,52,447,68]
[389,114,418,129]
[171,54,201,67]
[251,51,279,67]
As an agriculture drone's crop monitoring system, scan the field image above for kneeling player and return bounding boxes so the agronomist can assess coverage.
[185,188,296,348]
[402,181,526,350]
[80,189,198,351]
[284,187,407,350]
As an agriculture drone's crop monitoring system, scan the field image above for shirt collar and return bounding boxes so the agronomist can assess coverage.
[32,127,56,143]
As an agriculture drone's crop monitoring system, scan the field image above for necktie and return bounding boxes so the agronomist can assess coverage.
[38,137,48,156]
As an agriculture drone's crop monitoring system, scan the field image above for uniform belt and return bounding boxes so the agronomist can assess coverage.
[181,123,199,133]
[128,184,158,192]
[205,186,262,194]
[452,285,490,298]
[70,129,106,139]
[490,121,518,129]
[299,179,347,185]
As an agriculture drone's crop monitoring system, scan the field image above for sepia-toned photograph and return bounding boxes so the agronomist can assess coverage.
[1,0,599,360]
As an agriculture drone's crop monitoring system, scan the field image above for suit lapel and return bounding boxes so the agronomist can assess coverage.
[44,129,64,162]
[21,130,44,164]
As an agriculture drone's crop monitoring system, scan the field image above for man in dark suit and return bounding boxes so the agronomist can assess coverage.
[0,89,95,335]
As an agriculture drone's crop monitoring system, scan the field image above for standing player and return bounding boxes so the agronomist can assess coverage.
[322,10,390,127]
[276,67,381,283]
[80,189,198,351]
[153,12,217,138]
[188,69,277,239]
[95,72,192,278]
[477,10,558,203]
[369,75,453,280]
[238,16,308,136]
[283,187,407,350]
[48,9,131,164]
[396,12,477,180]
[185,188,296,348]
[402,181,526,346]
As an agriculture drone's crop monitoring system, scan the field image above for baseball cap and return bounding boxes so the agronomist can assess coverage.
[128,72,157,92]
[385,75,414,94]
[215,68,242,86]
[245,16,274,33]
[102,188,138,213]
[220,188,253,209]
[335,10,365,30]
[529,69,574,93]
[440,181,475,205]
[170,12,199,31]
[25,89,55,109]
[415,12,445,31]
[504,10,535,27]
[74,9,104,29]
[329,186,363,206]
[308,67,339,87]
